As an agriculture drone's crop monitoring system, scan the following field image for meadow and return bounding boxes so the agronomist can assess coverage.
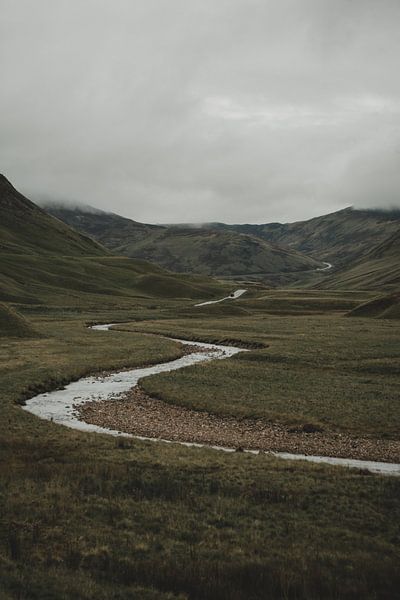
[0,292,400,599]
[134,311,400,438]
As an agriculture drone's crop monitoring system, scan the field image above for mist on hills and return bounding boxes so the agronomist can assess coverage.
[1,0,400,224]
[37,197,109,215]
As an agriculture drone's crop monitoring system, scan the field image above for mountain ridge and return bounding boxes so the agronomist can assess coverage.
[0,176,227,305]
[43,199,400,278]
[206,206,400,267]
[318,230,400,291]
[43,203,324,277]
[0,174,106,256]
[9,175,400,290]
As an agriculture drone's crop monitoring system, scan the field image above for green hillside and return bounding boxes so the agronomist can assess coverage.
[0,177,227,306]
[1,178,400,600]
[0,302,37,337]
[210,207,400,291]
[320,231,400,291]
[43,203,163,248]
[212,207,400,267]
[0,254,226,306]
[119,227,323,276]
[45,202,400,285]
[0,175,105,256]
[347,291,400,319]
[44,204,323,276]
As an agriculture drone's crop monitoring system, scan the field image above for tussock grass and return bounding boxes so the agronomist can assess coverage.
[135,314,400,438]
[348,292,400,319]
[1,415,400,600]
[0,300,399,599]
[0,254,228,306]
[0,302,38,338]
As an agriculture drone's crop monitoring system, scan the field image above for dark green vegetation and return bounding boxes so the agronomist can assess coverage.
[348,291,400,320]
[1,309,400,600]
[1,175,400,598]
[211,206,400,267]
[42,203,165,248]
[44,201,400,289]
[0,176,227,305]
[322,230,400,291]
[0,303,37,338]
[44,203,323,277]
[0,253,226,306]
[0,175,104,256]
[208,208,400,290]
[125,300,400,439]
[116,227,321,277]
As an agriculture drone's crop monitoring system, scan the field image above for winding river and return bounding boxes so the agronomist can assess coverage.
[316,261,333,272]
[195,288,247,306]
[23,323,400,477]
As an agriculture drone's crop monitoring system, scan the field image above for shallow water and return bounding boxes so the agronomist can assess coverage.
[316,261,333,271]
[195,288,247,306]
[23,335,241,434]
[23,324,400,477]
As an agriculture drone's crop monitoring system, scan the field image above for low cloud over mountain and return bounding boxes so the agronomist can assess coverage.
[1,0,399,223]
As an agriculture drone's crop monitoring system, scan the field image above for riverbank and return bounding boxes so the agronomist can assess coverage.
[76,385,400,464]
[3,306,400,599]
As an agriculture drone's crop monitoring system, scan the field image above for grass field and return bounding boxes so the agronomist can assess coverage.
[133,312,400,438]
[0,303,38,339]
[0,254,228,306]
[1,293,400,599]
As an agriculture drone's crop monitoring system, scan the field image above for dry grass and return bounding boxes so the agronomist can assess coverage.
[124,313,400,437]
[0,300,399,599]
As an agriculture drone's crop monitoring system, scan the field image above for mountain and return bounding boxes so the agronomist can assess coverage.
[208,207,400,268]
[45,202,400,281]
[319,230,400,291]
[0,176,226,305]
[113,226,323,276]
[43,203,163,248]
[0,175,105,256]
[44,204,323,276]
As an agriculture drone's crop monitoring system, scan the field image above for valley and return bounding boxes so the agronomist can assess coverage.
[3,3,400,598]
[44,203,325,278]
[44,198,400,290]
[0,176,399,599]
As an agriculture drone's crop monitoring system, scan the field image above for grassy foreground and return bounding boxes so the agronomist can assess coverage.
[128,312,400,439]
[0,303,400,599]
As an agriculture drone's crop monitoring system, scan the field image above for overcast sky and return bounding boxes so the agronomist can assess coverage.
[1,0,399,224]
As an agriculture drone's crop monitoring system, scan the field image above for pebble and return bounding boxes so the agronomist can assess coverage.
[76,386,400,463]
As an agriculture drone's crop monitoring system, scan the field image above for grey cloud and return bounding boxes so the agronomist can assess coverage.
[1,0,399,224]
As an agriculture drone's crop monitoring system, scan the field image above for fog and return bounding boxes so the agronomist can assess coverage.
[1,0,399,223]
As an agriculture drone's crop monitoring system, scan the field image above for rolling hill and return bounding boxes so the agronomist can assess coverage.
[0,175,105,256]
[45,202,400,285]
[319,230,400,291]
[44,204,324,276]
[0,302,38,337]
[15,176,400,291]
[43,202,163,249]
[208,207,400,268]
[347,291,400,319]
[0,176,227,306]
